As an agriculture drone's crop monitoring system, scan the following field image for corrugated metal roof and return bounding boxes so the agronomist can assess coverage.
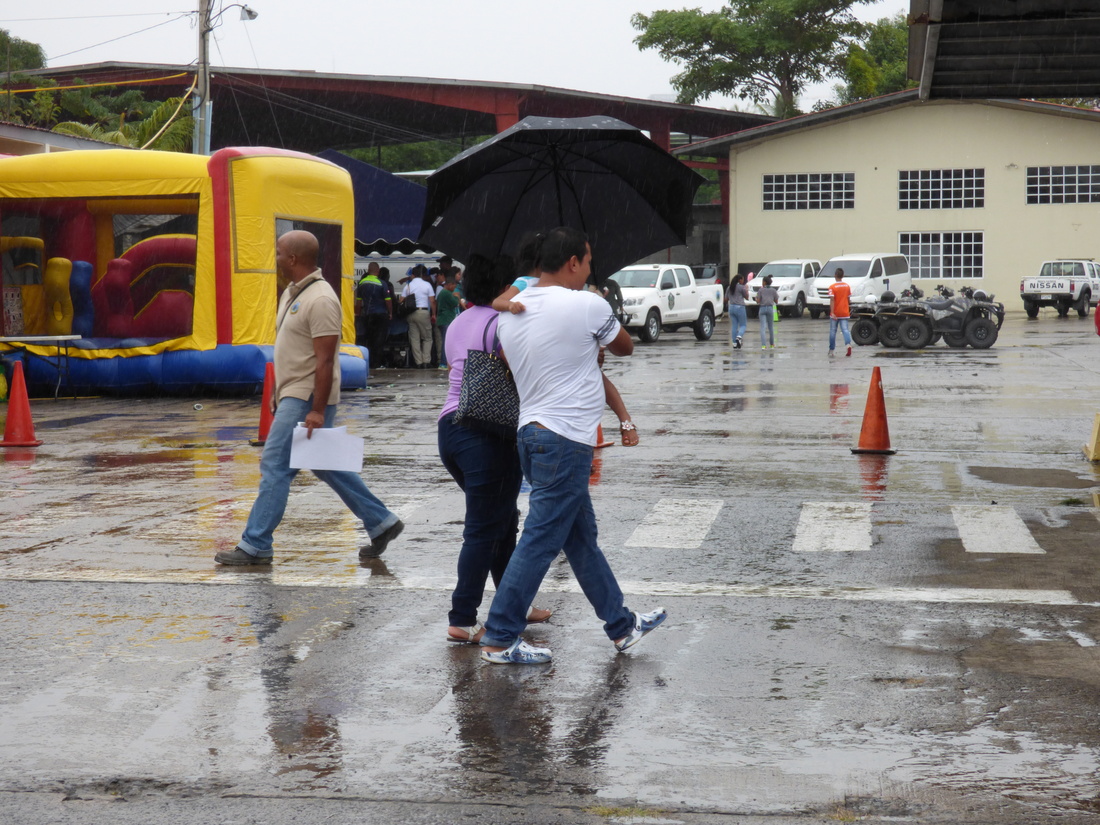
[909,0,1100,99]
[674,92,1100,157]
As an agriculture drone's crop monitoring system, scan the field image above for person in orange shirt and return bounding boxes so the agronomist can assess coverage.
[828,268,852,357]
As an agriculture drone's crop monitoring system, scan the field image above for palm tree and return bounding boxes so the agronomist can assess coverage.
[53,97,194,152]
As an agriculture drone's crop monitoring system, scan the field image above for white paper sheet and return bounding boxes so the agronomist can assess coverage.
[288,425,364,472]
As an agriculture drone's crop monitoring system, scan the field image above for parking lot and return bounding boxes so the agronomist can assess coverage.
[3,309,1100,824]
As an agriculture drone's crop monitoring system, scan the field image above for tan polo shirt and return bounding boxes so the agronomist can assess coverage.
[273,269,342,405]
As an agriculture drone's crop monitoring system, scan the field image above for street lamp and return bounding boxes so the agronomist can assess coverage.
[193,1,258,155]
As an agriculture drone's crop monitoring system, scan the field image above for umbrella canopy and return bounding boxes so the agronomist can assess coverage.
[419,116,706,282]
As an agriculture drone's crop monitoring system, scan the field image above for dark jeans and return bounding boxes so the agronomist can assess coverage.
[481,424,634,648]
[437,412,523,627]
[363,313,389,369]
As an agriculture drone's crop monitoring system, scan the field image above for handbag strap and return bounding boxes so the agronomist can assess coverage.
[481,313,502,356]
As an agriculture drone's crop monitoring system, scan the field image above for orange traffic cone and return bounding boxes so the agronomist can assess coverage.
[851,366,896,455]
[595,423,615,449]
[589,451,603,485]
[1,361,43,448]
[250,362,275,447]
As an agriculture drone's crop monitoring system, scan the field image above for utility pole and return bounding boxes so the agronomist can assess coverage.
[192,0,212,155]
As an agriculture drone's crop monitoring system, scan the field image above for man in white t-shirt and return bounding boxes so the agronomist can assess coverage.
[480,227,667,665]
[401,266,437,367]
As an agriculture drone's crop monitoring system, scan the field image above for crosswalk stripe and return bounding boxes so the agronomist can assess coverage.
[0,569,1078,605]
[792,502,873,552]
[952,505,1046,554]
[624,498,723,549]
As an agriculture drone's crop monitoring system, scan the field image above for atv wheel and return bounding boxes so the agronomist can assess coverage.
[943,332,967,348]
[851,318,878,346]
[964,317,998,349]
[878,318,902,348]
[898,317,933,349]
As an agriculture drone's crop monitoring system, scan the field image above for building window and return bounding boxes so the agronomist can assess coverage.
[898,169,984,209]
[1026,165,1100,204]
[899,231,984,279]
[762,172,854,210]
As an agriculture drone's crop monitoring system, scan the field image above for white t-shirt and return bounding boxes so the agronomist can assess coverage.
[402,277,435,309]
[497,285,620,446]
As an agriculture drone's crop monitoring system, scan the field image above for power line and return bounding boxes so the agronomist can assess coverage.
[0,12,190,23]
[48,15,190,62]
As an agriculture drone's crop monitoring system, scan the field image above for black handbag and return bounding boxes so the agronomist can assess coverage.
[453,316,519,439]
[398,291,418,318]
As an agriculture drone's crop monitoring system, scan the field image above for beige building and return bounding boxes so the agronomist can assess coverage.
[679,91,1100,301]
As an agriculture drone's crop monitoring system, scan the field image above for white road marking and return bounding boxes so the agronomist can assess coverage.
[624,498,723,549]
[0,570,1080,606]
[792,502,873,552]
[952,505,1046,554]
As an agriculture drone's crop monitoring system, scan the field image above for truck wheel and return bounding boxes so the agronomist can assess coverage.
[851,318,879,346]
[808,307,822,319]
[693,306,715,340]
[898,317,932,349]
[1057,301,1070,318]
[943,332,967,348]
[1023,299,1039,319]
[1078,293,1091,317]
[790,294,806,318]
[878,318,902,347]
[747,306,759,319]
[639,309,661,343]
[964,317,998,348]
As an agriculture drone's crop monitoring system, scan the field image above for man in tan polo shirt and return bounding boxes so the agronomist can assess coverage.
[215,230,403,565]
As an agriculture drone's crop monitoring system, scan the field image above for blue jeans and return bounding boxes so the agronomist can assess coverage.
[729,305,747,341]
[759,308,775,346]
[438,412,522,627]
[829,317,851,350]
[238,396,399,557]
[481,424,634,647]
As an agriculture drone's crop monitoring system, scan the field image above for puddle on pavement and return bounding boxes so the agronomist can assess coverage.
[968,466,1096,489]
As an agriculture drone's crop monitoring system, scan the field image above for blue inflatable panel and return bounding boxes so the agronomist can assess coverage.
[21,343,370,397]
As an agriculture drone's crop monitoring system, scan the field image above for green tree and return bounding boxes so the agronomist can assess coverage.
[632,0,873,118]
[0,29,45,72]
[347,137,491,175]
[58,84,159,131]
[832,13,911,104]
[53,97,194,151]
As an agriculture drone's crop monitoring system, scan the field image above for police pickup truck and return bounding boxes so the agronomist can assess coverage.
[609,263,726,342]
[1021,260,1100,318]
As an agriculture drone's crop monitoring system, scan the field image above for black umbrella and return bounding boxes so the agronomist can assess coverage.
[419,116,706,283]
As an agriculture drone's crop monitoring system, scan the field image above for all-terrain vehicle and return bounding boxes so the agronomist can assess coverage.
[850,285,925,347]
[894,285,1006,349]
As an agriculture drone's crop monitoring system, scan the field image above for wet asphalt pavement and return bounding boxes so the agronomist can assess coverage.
[3,310,1100,824]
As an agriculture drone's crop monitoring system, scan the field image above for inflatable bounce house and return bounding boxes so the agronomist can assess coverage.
[0,147,368,395]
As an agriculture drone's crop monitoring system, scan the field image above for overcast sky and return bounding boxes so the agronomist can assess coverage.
[4,0,908,112]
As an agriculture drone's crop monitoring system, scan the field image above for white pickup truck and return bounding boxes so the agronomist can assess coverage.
[609,263,726,342]
[1020,260,1100,318]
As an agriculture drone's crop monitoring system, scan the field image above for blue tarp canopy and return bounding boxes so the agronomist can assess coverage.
[317,149,431,255]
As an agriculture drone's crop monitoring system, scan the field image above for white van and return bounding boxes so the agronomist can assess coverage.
[806,253,912,317]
